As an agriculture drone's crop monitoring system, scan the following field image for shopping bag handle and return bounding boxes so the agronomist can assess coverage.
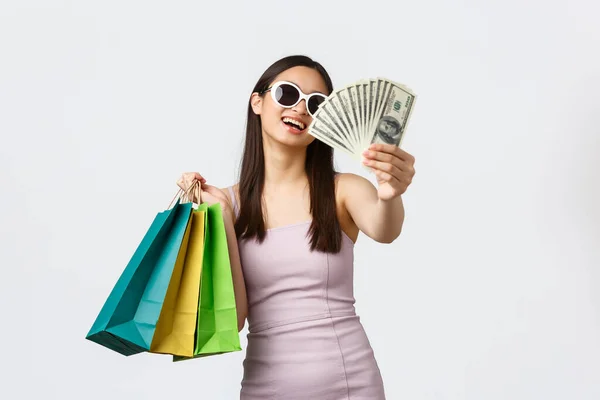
[168,180,202,209]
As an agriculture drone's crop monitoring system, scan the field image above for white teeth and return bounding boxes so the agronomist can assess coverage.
[283,117,305,130]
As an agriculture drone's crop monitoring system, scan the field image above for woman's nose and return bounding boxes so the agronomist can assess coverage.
[292,99,308,115]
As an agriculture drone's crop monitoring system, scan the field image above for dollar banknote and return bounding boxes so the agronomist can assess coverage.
[366,79,415,148]
[308,77,417,161]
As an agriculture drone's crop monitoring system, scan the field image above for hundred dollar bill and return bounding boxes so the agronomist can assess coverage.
[366,79,416,149]
[308,105,356,156]
[370,79,383,133]
[309,118,356,158]
[368,78,391,140]
[342,84,362,148]
[320,89,359,150]
[366,80,374,140]
[356,79,369,142]
[312,98,355,150]
[331,86,362,150]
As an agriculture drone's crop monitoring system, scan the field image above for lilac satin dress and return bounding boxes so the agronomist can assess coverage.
[228,188,386,400]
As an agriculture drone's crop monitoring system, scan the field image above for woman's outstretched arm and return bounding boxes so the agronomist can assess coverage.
[338,144,416,244]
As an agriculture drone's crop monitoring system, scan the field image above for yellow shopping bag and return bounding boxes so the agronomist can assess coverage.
[150,209,206,357]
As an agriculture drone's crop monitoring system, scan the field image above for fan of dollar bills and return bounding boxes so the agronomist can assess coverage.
[308,78,417,160]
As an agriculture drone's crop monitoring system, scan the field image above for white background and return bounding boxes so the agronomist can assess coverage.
[1,0,599,399]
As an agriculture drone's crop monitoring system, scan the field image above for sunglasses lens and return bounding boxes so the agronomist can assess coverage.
[307,95,326,115]
[274,83,300,107]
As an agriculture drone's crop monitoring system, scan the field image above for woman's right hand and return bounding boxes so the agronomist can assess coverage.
[176,172,206,203]
[175,172,232,213]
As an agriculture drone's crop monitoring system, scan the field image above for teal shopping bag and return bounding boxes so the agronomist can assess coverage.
[86,200,194,356]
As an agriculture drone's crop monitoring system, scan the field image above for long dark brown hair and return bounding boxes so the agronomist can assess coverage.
[234,55,342,253]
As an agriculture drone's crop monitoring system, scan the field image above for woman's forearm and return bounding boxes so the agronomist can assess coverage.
[372,195,405,243]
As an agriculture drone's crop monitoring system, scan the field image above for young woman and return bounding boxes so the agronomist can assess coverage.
[177,55,416,400]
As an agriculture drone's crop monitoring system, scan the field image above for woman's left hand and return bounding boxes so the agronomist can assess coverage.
[361,143,416,201]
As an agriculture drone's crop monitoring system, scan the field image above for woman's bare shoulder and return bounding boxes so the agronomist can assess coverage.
[334,172,373,196]
[220,183,239,205]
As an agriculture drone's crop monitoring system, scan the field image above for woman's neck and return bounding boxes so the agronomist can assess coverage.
[262,136,308,188]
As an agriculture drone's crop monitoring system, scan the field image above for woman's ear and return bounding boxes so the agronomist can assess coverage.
[250,92,263,115]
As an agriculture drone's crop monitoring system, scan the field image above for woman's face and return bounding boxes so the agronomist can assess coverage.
[251,66,329,148]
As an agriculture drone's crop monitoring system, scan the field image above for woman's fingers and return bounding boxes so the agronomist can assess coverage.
[176,174,232,209]
[177,172,207,191]
[192,172,206,183]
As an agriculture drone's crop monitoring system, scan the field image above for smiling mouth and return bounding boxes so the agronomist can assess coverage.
[282,117,306,132]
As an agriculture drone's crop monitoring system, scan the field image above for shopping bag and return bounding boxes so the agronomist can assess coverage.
[195,202,241,355]
[174,202,241,361]
[86,200,194,356]
[150,208,206,357]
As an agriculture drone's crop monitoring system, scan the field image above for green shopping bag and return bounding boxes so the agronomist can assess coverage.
[86,200,194,356]
[174,202,241,361]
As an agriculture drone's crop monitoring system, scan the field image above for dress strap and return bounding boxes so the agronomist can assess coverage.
[227,186,240,218]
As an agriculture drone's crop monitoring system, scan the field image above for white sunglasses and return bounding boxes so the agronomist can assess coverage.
[260,81,327,116]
